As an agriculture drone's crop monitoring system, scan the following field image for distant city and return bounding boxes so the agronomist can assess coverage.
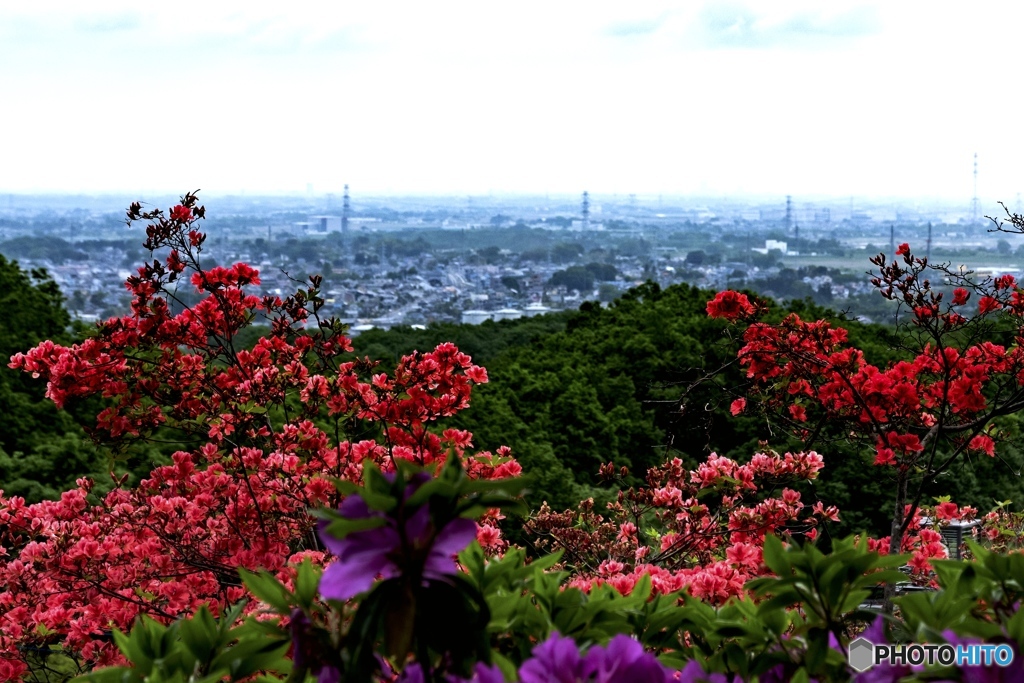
[1,189,1022,330]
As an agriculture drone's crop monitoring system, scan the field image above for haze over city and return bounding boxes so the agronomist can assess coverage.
[3,1,1022,203]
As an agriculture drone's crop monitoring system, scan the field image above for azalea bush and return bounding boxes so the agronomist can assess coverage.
[705,241,1024,561]
[77,470,1024,682]
[0,194,519,679]
[524,449,840,603]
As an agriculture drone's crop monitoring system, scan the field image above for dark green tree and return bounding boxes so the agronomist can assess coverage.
[0,256,114,500]
[549,266,595,292]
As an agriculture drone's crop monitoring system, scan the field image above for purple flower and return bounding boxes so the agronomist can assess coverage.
[317,483,477,601]
[460,663,506,683]
[289,609,341,683]
[519,633,587,683]
[852,616,911,683]
[941,632,1024,683]
[862,615,888,646]
[582,634,673,683]
[519,633,671,683]
[397,662,506,683]
[678,660,739,683]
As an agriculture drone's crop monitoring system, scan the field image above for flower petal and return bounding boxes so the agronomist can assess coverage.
[316,519,349,557]
[424,518,478,578]
[319,549,396,601]
[520,633,584,683]
[404,505,433,545]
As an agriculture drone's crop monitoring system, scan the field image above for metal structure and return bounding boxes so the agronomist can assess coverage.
[581,191,590,231]
[971,153,980,222]
[342,184,350,237]
[939,521,979,561]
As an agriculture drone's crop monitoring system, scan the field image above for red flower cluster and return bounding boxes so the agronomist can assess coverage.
[705,290,757,321]
[526,450,833,605]
[1,195,516,676]
[712,242,1024,556]
[865,501,978,581]
[169,204,191,223]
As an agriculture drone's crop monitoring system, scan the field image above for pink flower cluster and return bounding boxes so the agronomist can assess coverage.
[527,450,833,605]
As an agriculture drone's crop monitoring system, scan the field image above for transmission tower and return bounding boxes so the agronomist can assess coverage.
[785,195,792,233]
[581,191,590,231]
[342,184,350,237]
[971,153,980,223]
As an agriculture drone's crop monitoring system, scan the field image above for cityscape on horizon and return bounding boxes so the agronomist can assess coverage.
[3,183,1022,338]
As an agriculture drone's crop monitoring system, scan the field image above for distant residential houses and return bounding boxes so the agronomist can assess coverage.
[9,199,1013,334]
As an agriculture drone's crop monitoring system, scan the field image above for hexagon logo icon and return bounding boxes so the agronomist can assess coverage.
[848,637,875,672]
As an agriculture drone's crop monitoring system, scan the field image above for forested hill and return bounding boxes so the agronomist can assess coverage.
[352,283,1024,538]
[4,252,1022,537]
[0,255,107,502]
[352,284,839,512]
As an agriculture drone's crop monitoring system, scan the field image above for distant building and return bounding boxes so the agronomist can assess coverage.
[492,308,523,321]
[309,216,342,233]
[752,240,788,255]
[524,303,552,317]
[349,323,375,337]
[461,310,492,325]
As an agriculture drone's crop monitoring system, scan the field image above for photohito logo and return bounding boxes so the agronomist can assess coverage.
[848,637,1015,672]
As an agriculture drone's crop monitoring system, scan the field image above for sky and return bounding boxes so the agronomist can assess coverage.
[1,1,1022,204]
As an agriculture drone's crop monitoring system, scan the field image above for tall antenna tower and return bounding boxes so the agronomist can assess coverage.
[971,153,979,222]
[342,184,350,237]
[785,195,792,233]
[581,191,590,231]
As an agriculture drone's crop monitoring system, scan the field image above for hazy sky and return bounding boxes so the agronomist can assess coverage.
[2,1,1021,203]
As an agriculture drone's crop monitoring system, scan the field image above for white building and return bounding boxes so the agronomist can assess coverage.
[524,303,552,317]
[492,308,523,322]
[461,310,492,325]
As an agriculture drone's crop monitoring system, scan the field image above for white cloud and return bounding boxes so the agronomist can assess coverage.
[0,1,1021,203]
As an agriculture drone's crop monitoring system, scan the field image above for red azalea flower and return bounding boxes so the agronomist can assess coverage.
[170,204,192,222]
[706,291,755,321]
[978,296,1002,314]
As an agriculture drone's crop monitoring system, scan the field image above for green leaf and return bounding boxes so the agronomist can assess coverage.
[404,479,456,508]
[239,569,294,614]
[293,560,323,607]
[761,534,791,575]
[323,515,387,540]
[178,607,217,662]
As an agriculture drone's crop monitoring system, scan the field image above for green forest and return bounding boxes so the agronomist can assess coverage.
[4,253,1022,542]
